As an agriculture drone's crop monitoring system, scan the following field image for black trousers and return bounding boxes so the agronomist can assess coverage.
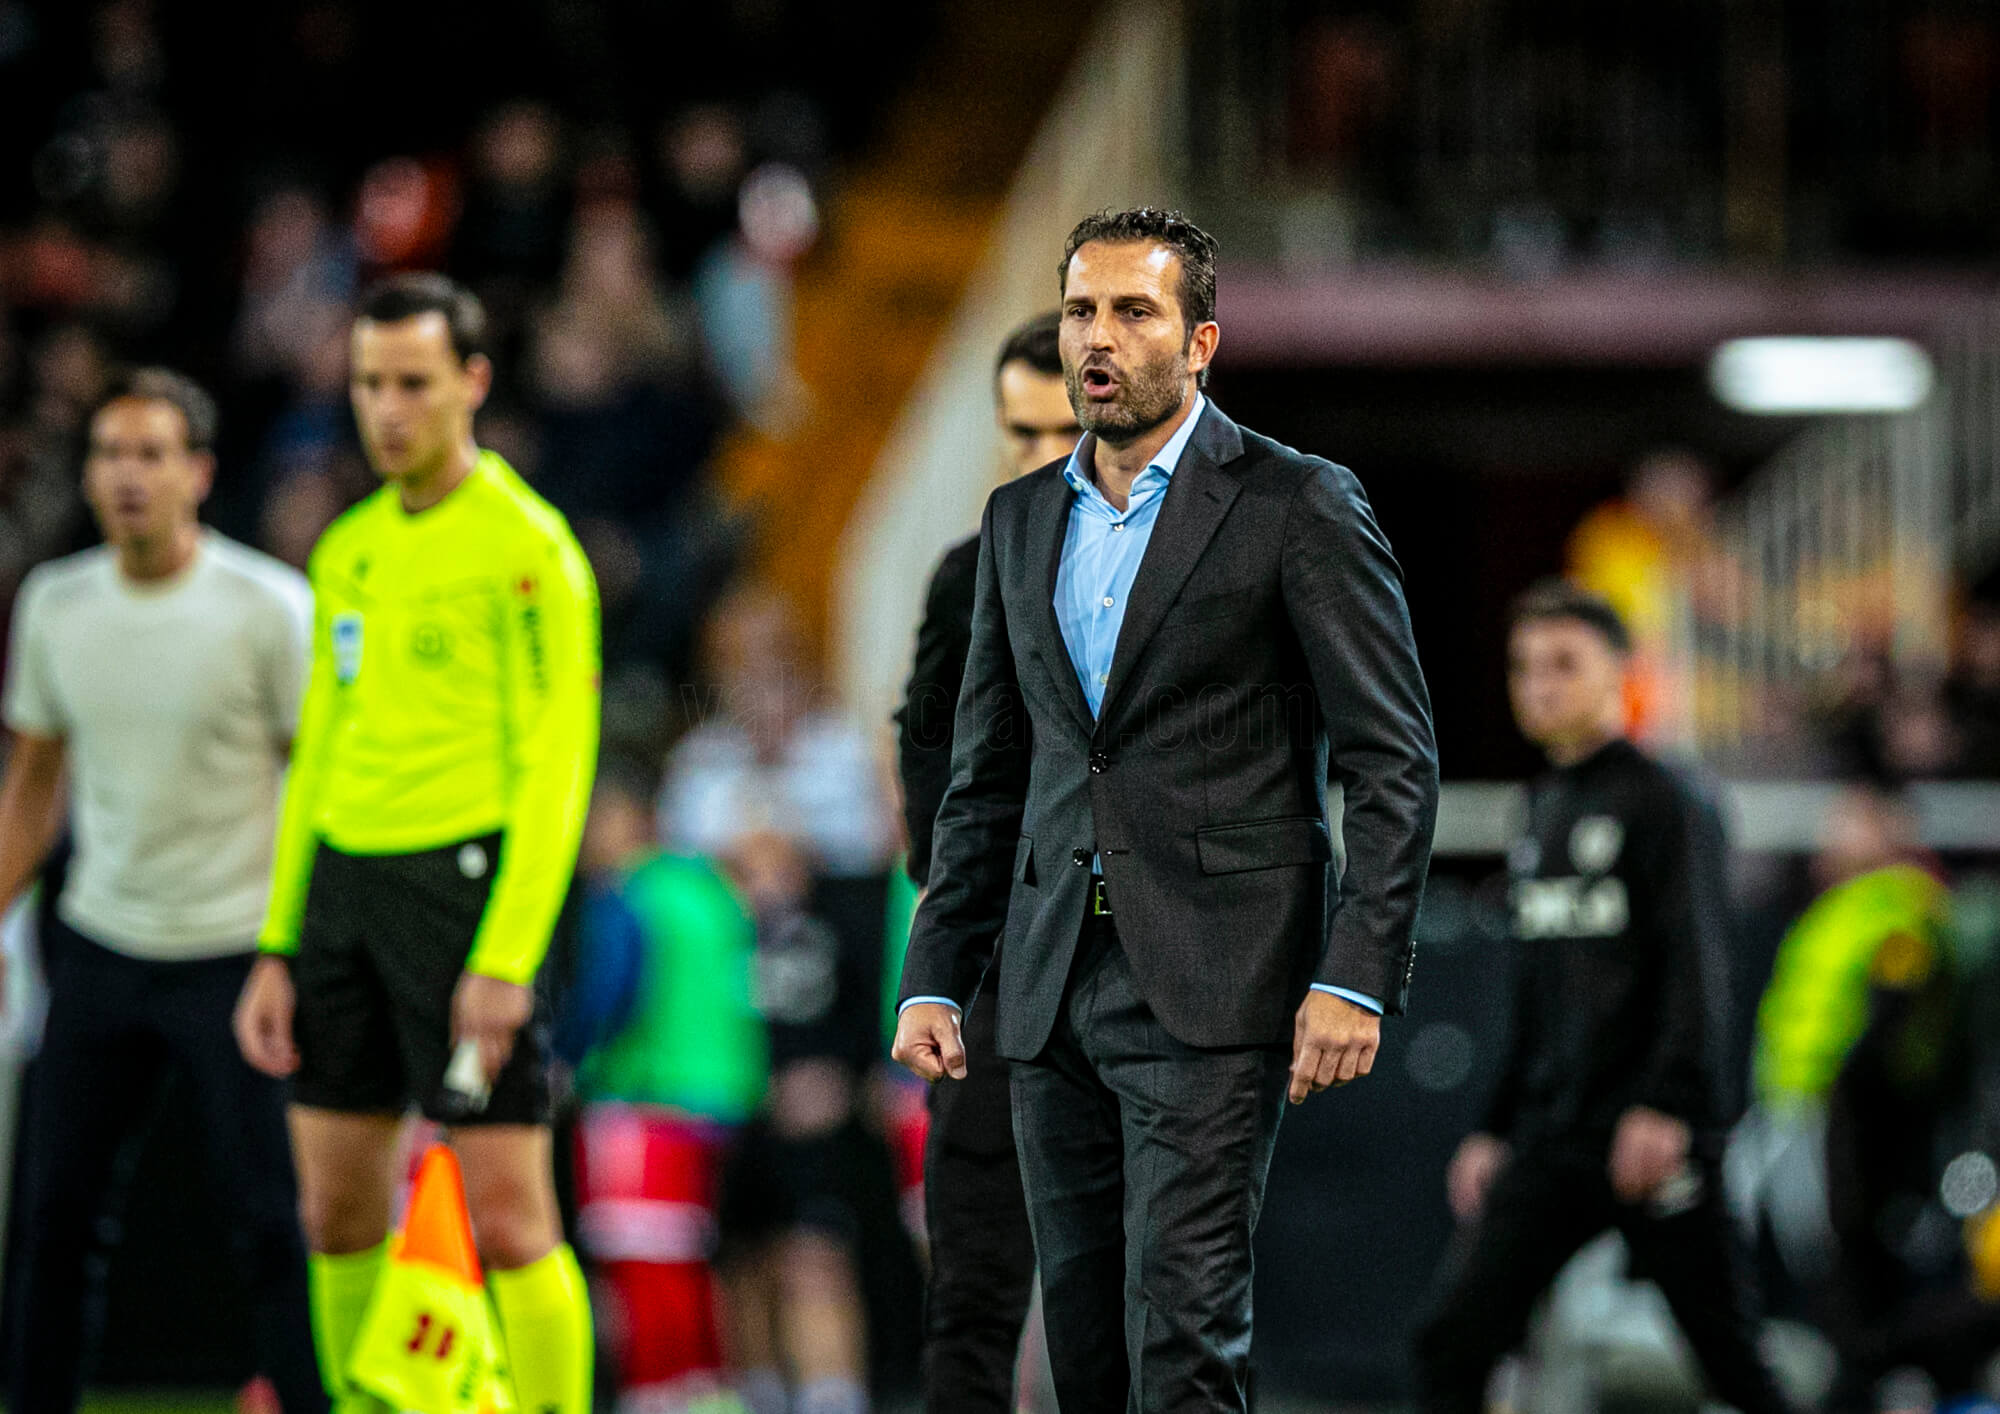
[922,973,1035,1414]
[6,920,324,1414]
[1413,1141,1789,1414]
[1010,913,1289,1414]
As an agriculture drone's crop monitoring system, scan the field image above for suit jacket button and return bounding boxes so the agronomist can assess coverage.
[1088,752,1109,774]
[1072,849,1089,867]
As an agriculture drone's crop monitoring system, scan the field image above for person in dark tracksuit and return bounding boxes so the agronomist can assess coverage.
[1414,580,1792,1414]
[892,311,1078,1413]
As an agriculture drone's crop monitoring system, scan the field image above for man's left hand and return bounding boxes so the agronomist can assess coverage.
[1608,1105,1691,1203]
[1289,990,1380,1104]
[452,971,534,1083]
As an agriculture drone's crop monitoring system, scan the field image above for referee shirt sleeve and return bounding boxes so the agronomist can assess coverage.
[259,549,338,956]
[466,531,601,985]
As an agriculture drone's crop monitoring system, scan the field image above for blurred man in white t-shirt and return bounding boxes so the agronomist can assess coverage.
[0,369,324,1414]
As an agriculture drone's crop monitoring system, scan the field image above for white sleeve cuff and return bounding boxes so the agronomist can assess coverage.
[898,995,962,1015]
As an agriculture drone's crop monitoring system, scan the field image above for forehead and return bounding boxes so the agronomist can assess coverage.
[1509,616,1617,662]
[91,396,188,446]
[1064,239,1182,302]
[996,360,1069,413]
[351,311,458,367]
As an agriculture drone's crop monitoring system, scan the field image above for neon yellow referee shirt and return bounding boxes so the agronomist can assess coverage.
[259,451,601,984]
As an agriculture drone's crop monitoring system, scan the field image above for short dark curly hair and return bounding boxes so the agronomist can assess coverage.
[1508,578,1632,656]
[1060,208,1218,387]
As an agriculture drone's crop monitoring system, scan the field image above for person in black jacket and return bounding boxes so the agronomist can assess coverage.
[1414,580,1790,1414]
[893,209,1438,1413]
[892,310,1077,1414]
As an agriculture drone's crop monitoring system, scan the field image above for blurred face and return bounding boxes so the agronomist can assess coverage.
[1507,618,1627,756]
[580,787,655,876]
[83,397,210,548]
[349,312,490,484]
[994,360,1081,477]
[1059,240,1217,446]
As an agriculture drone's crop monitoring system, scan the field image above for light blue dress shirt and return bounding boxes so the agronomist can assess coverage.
[904,396,1381,1018]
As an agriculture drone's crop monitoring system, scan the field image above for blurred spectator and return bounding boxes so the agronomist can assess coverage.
[1567,451,1725,748]
[352,154,457,274]
[563,762,767,1412]
[1950,601,2000,778]
[527,197,729,673]
[692,162,816,435]
[231,184,356,386]
[452,102,571,328]
[649,105,750,283]
[1734,787,1953,1299]
[660,585,893,878]
[1818,906,2000,1411]
[1814,642,1978,785]
[714,828,922,1414]
[0,325,104,606]
[1755,788,1950,1115]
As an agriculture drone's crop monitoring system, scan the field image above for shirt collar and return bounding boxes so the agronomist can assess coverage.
[1062,393,1207,500]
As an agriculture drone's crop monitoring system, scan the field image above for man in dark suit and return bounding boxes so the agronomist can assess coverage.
[894,310,1079,1414]
[891,207,1439,1412]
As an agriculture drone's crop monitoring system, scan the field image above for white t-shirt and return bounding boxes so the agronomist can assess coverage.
[659,712,893,878]
[3,534,311,959]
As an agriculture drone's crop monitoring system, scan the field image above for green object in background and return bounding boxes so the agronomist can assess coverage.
[882,859,919,1048]
[1754,862,1952,1111]
[576,852,768,1121]
[68,1395,236,1414]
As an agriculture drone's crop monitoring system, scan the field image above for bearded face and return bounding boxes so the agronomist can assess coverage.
[1058,240,1209,449]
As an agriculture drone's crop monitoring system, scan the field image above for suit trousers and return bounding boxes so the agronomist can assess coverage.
[1010,910,1289,1413]
[922,974,1036,1414]
[1412,1140,1789,1414]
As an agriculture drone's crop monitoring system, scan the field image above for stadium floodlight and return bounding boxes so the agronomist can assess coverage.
[1708,336,1935,414]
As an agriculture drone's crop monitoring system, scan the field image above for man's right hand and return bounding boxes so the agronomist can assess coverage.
[1446,1132,1510,1221]
[891,1001,966,1083]
[234,954,299,1077]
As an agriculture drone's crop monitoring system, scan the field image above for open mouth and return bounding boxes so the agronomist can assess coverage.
[1082,365,1118,398]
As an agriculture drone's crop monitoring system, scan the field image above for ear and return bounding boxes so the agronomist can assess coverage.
[190,451,216,506]
[1187,320,1220,379]
[465,353,494,412]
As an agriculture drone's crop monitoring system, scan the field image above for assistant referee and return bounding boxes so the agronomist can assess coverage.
[234,274,600,1414]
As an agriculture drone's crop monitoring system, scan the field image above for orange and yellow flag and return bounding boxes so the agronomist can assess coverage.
[348,1145,516,1414]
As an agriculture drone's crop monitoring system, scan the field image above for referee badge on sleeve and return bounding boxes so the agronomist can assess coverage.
[332,612,364,684]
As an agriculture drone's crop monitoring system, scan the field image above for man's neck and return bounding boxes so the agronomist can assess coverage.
[116,521,200,584]
[1544,726,1624,768]
[1091,389,1199,510]
[396,437,480,514]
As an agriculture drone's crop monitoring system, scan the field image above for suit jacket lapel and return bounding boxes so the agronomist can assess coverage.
[1026,463,1098,738]
[1096,406,1244,733]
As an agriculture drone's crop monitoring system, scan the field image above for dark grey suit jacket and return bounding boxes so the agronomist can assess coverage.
[898,402,1439,1060]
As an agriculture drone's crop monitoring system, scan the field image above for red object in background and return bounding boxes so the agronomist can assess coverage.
[883,1079,930,1242]
[572,1105,731,1397]
[355,156,460,272]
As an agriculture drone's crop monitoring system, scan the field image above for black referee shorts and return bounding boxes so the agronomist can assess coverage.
[291,833,553,1126]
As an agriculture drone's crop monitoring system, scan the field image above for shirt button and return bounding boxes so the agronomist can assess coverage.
[1112,523,1124,531]
[1097,672,1108,684]
[1102,596,1114,607]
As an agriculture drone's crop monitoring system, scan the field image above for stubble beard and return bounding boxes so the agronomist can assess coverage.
[1067,345,1190,449]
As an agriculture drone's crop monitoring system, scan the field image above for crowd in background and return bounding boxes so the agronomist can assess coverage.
[8,2,2000,1412]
